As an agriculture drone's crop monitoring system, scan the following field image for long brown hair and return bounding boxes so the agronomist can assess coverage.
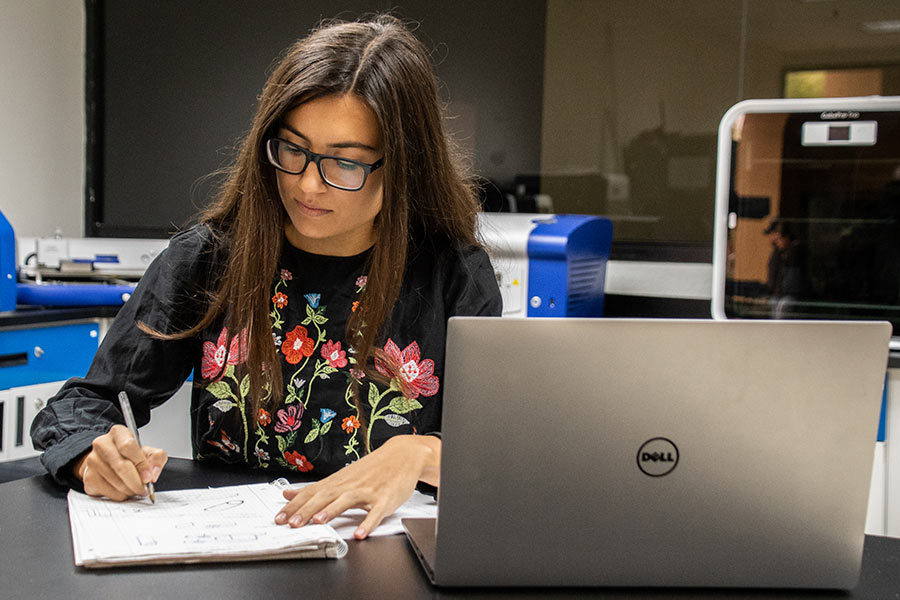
[147,15,481,437]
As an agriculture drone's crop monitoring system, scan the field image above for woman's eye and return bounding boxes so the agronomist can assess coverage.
[336,159,359,171]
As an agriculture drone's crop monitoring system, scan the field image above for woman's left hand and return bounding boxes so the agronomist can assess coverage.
[275,434,440,539]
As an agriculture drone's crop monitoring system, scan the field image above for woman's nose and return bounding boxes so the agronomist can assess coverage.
[298,162,327,193]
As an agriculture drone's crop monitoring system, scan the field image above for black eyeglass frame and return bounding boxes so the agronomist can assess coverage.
[265,137,385,192]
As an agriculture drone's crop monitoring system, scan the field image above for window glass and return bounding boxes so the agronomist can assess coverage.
[524,0,900,259]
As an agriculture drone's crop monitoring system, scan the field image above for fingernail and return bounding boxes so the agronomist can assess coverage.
[354,527,367,539]
[140,470,152,484]
[289,514,303,527]
[275,512,288,525]
[313,511,328,524]
[151,466,161,480]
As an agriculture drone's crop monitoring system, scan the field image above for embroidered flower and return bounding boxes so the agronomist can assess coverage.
[272,292,288,309]
[201,327,249,380]
[304,293,320,308]
[280,269,293,281]
[255,447,270,462]
[274,404,304,433]
[355,275,368,290]
[349,368,366,380]
[272,333,282,347]
[258,409,272,426]
[320,408,336,424]
[375,339,439,399]
[351,301,359,313]
[281,325,315,364]
[293,377,306,390]
[342,415,360,433]
[207,430,238,454]
[284,450,314,472]
[321,339,348,369]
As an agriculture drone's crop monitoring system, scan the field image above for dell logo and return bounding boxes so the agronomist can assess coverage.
[637,438,679,477]
[641,451,675,463]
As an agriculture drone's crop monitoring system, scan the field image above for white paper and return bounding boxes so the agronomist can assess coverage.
[67,480,437,567]
[68,482,345,566]
[281,480,438,539]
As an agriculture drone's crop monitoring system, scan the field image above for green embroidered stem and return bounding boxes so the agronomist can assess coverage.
[270,279,287,330]
[303,359,332,407]
[254,424,270,467]
[311,427,326,461]
[364,386,395,453]
[344,432,360,460]
[228,370,250,462]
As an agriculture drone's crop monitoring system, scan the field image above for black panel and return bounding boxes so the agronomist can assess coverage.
[604,294,712,319]
[86,1,547,239]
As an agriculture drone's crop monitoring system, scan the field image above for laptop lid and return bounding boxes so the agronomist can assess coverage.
[430,317,891,588]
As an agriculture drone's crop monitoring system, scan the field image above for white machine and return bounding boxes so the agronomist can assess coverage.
[477,213,613,318]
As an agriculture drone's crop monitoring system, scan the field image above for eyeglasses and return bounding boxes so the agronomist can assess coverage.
[265,138,384,192]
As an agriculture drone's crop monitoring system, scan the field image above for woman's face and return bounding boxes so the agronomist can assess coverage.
[274,94,384,256]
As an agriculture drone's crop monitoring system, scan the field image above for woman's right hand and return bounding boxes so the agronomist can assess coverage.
[72,424,167,501]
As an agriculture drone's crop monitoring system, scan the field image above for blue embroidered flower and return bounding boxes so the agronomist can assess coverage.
[304,293,321,308]
[320,408,336,424]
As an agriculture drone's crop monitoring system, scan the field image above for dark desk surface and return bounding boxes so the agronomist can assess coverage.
[3,458,899,600]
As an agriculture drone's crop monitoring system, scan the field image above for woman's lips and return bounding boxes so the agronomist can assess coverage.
[295,199,331,217]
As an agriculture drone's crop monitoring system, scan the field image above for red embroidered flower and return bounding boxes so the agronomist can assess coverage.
[201,327,249,380]
[341,415,360,433]
[284,450,313,472]
[281,325,315,364]
[207,430,238,454]
[258,409,272,426]
[351,301,359,312]
[375,339,439,399]
[280,269,293,281]
[272,292,288,309]
[321,340,348,369]
[274,404,303,433]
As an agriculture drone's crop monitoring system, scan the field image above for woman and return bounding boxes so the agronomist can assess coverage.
[31,14,501,539]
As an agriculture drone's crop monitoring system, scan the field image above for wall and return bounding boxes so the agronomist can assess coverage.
[0,0,84,240]
[541,0,744,245]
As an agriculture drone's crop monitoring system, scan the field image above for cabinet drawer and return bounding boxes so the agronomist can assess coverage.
[0,323,99,388]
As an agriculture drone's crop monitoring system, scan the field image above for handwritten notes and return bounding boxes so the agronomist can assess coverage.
[68,480,437,567]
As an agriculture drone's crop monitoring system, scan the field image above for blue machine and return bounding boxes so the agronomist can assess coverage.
[478,213,613,318]
[0,210,137,309]
[0,211,15,312]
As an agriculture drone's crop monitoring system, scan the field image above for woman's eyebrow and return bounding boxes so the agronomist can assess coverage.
[280,123,378,152]
[280,123,309,143]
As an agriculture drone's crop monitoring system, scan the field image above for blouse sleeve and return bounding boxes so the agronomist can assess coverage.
[30,225,220,488]
[415,244,500,496]
[443,245,503,319]
[413,244,501,442]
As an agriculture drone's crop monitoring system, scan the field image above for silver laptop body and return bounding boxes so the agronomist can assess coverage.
[404,317,892,588]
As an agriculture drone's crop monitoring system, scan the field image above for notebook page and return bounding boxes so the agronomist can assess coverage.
[68,483,347,566]
[278,480,438,539]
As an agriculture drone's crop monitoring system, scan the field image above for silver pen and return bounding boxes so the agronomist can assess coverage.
[117,391,156,503]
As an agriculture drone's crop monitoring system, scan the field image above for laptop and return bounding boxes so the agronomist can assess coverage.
[403,317,892,588]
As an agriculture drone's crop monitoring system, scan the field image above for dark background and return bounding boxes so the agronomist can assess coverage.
[88,0,547,238]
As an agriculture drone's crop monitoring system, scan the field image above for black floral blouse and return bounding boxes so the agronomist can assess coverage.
[31,224,502,487]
